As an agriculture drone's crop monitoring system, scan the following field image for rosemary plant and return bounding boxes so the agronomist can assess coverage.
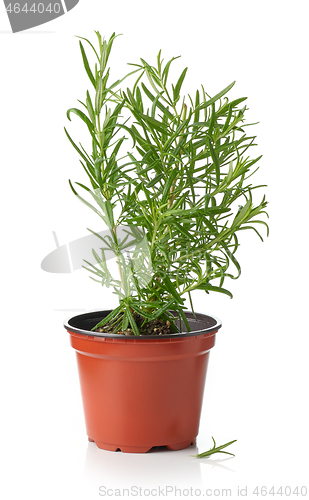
[65,32,269,335]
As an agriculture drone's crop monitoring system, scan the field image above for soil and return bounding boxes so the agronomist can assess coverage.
[94,313,173,336]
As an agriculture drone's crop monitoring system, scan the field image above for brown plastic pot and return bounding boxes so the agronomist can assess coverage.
[64,310,221,453]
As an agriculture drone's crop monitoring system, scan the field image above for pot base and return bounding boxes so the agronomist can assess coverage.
[88,437,196,453]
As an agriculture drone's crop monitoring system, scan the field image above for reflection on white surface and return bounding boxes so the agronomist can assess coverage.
[84,442,203,489]
[198,456,236,473]
[83,441,236,494]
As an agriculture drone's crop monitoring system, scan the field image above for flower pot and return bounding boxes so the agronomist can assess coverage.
[64,310,221,453]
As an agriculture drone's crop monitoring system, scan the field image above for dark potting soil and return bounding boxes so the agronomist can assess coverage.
[94,314,172,336]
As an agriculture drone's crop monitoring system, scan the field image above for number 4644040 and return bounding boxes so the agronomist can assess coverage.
[6,3,61,14]
[253,486,307,496]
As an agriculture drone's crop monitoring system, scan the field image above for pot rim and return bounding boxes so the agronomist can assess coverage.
[64,309,222,339]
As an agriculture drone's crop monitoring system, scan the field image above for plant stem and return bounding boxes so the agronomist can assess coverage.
[113,224,125,291]
[168,103,187,209]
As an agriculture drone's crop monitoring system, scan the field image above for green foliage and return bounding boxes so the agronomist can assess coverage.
[192,437,237,458]
[65,32,269,335]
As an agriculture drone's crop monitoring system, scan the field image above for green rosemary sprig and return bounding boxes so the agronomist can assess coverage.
[192,437,237,458]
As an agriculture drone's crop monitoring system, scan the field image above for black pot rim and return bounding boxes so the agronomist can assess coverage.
[64,309,222,339]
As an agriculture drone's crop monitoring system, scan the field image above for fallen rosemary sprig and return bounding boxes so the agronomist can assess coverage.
[192,437,237,458]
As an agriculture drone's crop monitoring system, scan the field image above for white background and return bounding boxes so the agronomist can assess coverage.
[1,1,308,499]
